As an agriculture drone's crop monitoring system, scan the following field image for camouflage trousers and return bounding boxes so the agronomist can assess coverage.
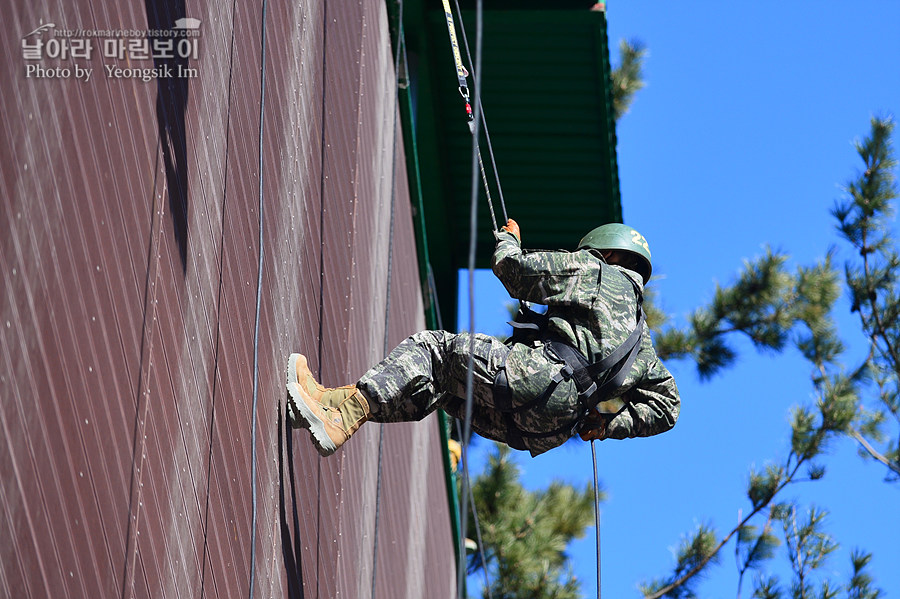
[356,330,582,456]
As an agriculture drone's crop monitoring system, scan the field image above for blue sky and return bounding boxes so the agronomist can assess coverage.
[458,2,899,597]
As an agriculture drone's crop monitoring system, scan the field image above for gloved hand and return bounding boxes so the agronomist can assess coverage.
[501,218,520,243]
[578,409,608,442]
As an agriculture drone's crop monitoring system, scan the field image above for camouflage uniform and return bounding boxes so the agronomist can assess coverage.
[357,230,680,456]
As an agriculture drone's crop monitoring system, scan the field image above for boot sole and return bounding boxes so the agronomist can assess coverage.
[286,354,338,457]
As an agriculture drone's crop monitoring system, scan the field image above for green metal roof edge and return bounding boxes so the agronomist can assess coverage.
[593,7,623,222]
[595,8,622,222]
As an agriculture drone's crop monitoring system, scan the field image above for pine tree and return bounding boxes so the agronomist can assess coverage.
[831,118,900,481]
[466,443,600,599]
[642,117,895,598]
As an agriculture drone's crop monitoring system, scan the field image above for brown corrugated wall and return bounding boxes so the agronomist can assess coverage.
[0,1,456,597]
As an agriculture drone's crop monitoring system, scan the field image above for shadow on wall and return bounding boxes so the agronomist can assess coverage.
[145,0,190,271]
[279,407,307,599]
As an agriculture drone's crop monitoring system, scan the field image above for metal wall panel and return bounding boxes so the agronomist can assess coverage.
[0,0,455,597]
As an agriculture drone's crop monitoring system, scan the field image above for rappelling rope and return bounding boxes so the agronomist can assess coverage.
[591,439,602,599]
[457,0,483,596]
[428,262,494,596]
[439,0,506,231]
[449,0,507,228]
[453,419,494,599]
[439,0,499,595]
[248,0,269,595]
[371,4,406,596]
[442,4,603,599]
[314,6,331,598]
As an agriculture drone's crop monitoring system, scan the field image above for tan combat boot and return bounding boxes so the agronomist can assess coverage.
[285,353,371,457]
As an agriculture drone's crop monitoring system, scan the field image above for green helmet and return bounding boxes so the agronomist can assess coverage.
[577,223,652,283]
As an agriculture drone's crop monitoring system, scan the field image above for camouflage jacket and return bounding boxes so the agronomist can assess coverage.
[491,230,679,454]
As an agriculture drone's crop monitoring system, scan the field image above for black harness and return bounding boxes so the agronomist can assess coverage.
[493,279,645,451]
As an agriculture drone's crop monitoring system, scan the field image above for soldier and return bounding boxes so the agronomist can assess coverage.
[286,220,679,457]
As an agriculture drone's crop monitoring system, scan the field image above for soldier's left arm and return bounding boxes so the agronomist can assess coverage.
[603,356,680,440]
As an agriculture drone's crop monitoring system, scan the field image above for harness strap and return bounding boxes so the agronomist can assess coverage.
[494,269,646,447]
[545,341,596,400]
[492,311,644,446]
[508,320,542,334]
[503,412,527,451]
[506,302,548,345]
[596,316,643,395]
[494,368,525,450]
[582,311,645,379]
[494,291,646,446]
[493,367,513,413]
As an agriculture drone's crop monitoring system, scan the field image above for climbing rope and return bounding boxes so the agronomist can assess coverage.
[313,5,331,599]
[439,1,501,595]
[452,419,494,599]
[591,439,602,599]
[439,0,506,231]
[457,0,483,596]
[371,3,406,596]
[248,0,269,595]
[441,4,604,599]
[449,0,508,228]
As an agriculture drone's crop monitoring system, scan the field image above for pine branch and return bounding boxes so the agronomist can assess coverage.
[470,443,596,599]
[610,39,647,121]
[847,426,900,477]
[858,226,900,368]
[735,509,779,599]
[643,457,809,599]
[783,506,806,593]
[834,117,900,483]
